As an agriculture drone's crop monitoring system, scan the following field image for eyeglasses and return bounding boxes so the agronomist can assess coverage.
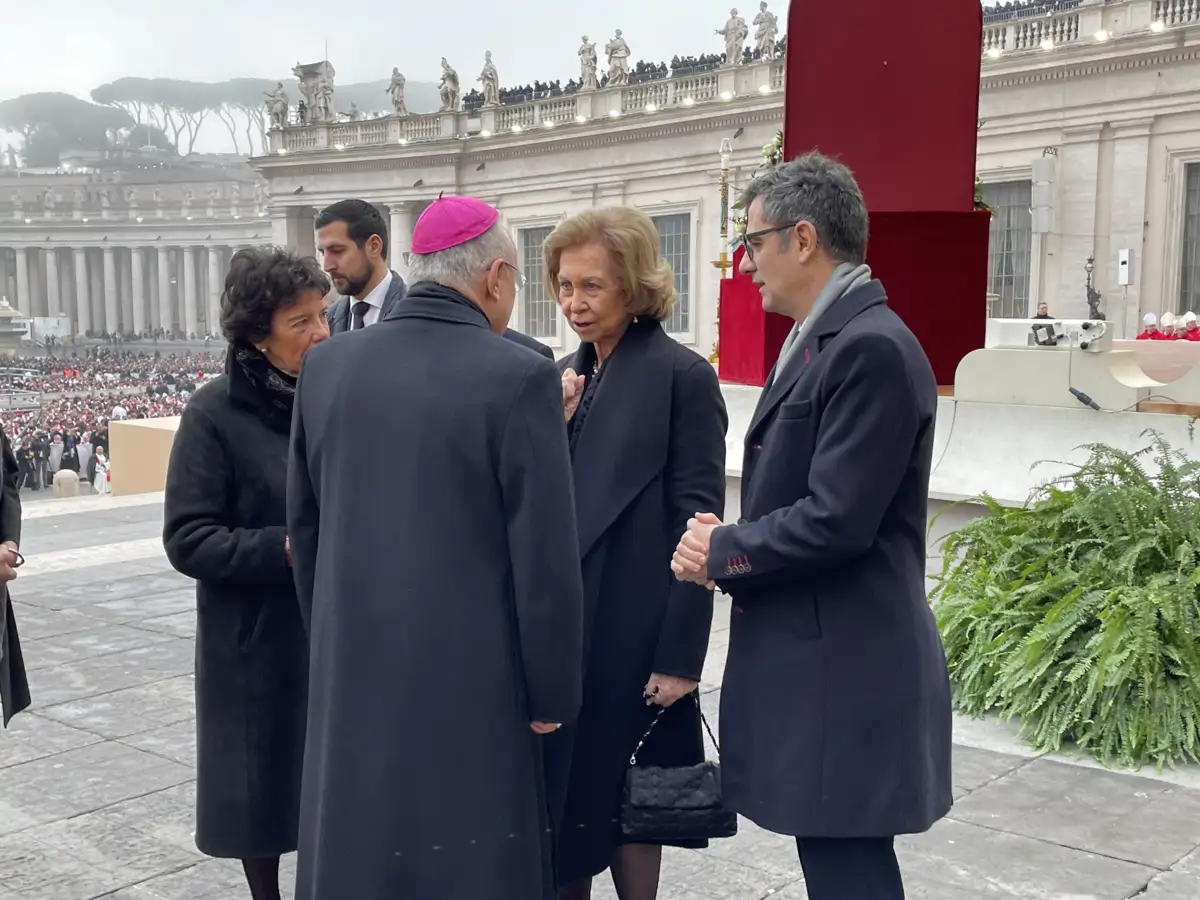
[501,260,526,290]
[742,221,800,261]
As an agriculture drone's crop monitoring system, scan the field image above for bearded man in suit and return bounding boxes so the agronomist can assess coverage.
[316,199,408,334]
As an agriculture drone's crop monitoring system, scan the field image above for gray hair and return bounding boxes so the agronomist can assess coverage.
[407,219,515,285]
[739,151,869,264]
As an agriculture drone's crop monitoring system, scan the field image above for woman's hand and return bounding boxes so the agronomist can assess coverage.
[562,368,585,421]
[644,673,698,708]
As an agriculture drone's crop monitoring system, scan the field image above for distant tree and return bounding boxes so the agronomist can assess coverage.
[213,78,277,156]
[91,77,158,125]
[91,79,212,154]
[22,125,62,167]
[0,92,132,165]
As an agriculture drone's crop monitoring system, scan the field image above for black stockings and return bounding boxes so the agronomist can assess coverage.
[242,856,282,900]
[558,844,662,900]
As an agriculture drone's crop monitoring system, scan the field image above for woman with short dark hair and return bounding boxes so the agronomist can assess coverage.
[163,247,330,900]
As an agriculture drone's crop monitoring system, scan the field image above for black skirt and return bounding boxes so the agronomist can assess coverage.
[551,687,707,886]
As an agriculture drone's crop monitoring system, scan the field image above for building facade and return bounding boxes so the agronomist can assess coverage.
[0,160,271,337]
[4,0,1199,349]
[978,0,1200,334]
[255,59,786,358]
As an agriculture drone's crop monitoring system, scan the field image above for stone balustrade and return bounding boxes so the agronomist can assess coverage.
[269,58,786,154]
[1,203,267,224]
[982,0,1200,57]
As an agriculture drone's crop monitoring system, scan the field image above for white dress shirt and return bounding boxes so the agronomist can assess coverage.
[350,271,393,330]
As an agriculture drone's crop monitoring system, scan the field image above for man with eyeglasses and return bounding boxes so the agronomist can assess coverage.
[671,152,952,900]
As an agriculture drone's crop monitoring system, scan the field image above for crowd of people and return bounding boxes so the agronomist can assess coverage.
[0,349,220,490]
[1137,311,1200,340]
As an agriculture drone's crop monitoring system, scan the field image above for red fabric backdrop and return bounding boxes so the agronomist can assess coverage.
[717,0,988,387]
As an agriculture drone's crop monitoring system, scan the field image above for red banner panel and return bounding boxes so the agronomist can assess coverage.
[717,246,793,386]
[865,211,991,387]
[782,1,983,213]
[715,0,988,387]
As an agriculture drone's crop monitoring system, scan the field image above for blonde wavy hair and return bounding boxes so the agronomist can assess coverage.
[542,207,677,323]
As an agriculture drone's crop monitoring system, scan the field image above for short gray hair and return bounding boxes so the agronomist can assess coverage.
[407,219,514,285]
[739,151,869,264]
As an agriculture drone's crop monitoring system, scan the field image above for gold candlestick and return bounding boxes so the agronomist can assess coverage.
[709,138,734,365]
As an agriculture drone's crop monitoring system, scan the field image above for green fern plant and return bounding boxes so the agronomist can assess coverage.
[932,431,1200,769]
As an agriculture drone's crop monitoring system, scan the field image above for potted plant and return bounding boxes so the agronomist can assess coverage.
[931,432,1200,769]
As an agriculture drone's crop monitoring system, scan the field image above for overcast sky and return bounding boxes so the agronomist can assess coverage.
[2,0,773,100]
[1,0,1002,100]
[1,1,999,154]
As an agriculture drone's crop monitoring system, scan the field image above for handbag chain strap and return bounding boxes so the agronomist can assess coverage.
[629,691,720,766]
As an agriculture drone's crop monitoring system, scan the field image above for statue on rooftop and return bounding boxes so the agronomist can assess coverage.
[754,1,780,60]
[264,82,289,129]
[479,51,500,107]
[387,68,408,116]
[605,29,631,86]
[717,8,749,66]
[578,36,599,91]
[439,58,461,111]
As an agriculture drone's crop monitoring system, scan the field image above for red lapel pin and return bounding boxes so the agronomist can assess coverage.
[803,348,811,364]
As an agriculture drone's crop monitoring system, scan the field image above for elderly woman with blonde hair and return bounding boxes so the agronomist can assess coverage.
[543,206,729,900]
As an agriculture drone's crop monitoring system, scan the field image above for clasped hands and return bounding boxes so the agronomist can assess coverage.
[671,513,722,590]
[562,368,586,421]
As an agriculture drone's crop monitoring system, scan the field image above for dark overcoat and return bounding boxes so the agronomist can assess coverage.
[0,431,28,727]
[287,281,586,900]
[162,356,308,859]
[708,281,953,838]
[547,320,728,884]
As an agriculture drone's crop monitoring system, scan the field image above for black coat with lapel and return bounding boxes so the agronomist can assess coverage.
[0,431,27,726]
[708,280,953,838]
[162,355,308,858]
[546,320,729,883]
[287,281,585,900]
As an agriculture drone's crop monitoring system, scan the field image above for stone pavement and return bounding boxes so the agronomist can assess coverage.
[2,493,1200,899]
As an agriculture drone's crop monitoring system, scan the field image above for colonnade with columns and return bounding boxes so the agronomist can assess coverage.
[0,244,268,337]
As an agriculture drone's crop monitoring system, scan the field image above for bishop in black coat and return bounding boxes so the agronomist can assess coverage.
[287,281,586,900]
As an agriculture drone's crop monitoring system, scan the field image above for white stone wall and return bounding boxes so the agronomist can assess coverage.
[977,11,1200,328]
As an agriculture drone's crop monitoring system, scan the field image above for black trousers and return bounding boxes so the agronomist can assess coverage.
[795,836,904,900]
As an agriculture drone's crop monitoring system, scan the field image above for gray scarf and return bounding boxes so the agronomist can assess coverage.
[774,262,873,377]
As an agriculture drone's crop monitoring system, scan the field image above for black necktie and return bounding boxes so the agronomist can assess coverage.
[351,301,370,331]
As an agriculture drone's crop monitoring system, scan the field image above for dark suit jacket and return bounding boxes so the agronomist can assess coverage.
[325,271,408,334]
[327,272,553,360]
[708,280,953,838]
[0,431,28,726]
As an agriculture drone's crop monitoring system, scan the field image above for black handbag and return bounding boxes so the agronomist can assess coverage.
[619,692,738,842]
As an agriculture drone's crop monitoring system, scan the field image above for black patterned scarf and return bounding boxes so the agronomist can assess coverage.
[227,343,297,434]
